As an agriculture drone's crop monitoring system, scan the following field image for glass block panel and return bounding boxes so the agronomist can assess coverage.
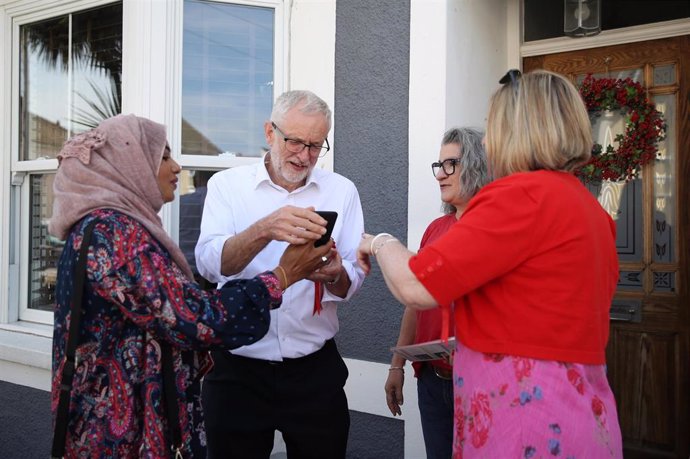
[182,0,274,157]
[653,271,675,293]
[576,68,643,85]
[617,270,644,292]
[652,93,675,263]
[19,3,122,161]
[178,169,218,288]
[588,178,643,262]
[653,64,676,86]
[591,109,625,158]
[28,173,63,311]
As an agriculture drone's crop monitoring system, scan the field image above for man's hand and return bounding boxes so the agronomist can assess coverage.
[258,206,327,244]
[306,249,342,284]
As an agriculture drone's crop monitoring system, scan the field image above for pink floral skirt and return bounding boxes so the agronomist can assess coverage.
[453,342,623,458]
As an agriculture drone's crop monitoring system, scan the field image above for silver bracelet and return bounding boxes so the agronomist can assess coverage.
[369,232,392,254]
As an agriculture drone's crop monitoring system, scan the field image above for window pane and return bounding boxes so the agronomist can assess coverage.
[178,169,218,289]
[20,16,69,160]
[19,3,122,161]
[182,0,274,158]
[70,4,123,130]
[29,173,63,312]
[524,0,690,42]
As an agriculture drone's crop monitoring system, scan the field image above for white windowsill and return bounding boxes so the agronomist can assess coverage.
[0,322,52,391]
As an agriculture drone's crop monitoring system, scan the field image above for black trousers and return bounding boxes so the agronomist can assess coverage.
[202,339,350,459]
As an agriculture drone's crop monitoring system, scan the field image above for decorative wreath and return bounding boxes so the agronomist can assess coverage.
[575,74,666,183]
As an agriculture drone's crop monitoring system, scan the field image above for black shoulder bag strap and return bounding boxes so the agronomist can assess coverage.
[51,219,97,459]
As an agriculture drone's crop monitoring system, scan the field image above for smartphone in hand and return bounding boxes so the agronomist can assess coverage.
[314,211,338,247]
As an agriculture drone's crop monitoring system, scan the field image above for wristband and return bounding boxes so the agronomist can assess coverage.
[369,233,392,254]
[274,265,288,290]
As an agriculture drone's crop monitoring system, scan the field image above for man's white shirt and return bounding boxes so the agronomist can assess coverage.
[195,161,365,360]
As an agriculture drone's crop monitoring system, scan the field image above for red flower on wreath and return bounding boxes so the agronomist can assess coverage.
[576,74,666,183]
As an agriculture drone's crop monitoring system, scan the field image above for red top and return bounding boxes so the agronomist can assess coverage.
[409,171,618,365]
[411,213,457,377]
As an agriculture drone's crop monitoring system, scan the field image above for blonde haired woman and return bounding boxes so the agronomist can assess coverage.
[358,70,623,458]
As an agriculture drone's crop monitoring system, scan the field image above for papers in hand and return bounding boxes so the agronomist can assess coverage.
[390,337,456,362]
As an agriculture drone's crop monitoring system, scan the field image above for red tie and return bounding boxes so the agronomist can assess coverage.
[313,282,323,315]
[313,241,336,315]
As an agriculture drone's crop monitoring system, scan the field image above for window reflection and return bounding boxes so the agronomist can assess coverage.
[179,169,218,289]
[29,173,62,311]
[19,3,123,161]
[182,0,274,158]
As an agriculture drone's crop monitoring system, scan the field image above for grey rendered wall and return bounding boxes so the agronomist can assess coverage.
[334,1,410,457]
[335,0,410,363]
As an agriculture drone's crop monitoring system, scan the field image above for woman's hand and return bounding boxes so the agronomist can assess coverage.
[384,368,405,416]
[276,240,334,289]
[357,233,375,274]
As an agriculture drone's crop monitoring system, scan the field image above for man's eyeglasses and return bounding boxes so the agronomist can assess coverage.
[499,69,522,94]
[271,122,330,158]
[431,158,462,177]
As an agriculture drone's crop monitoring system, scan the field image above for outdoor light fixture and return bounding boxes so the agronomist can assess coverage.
[564,0,601,37]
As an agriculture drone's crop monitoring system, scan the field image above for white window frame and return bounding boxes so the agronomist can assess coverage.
[122,0,288,245]
[171,0,287,172]
[8,0,120,325]
[2,0,288,326]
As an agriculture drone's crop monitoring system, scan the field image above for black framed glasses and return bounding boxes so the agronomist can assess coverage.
[499,69,522,95]
[431,157,462,177]
[271,122,330,158]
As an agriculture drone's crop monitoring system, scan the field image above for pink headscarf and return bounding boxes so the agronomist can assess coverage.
[49,114,194,280]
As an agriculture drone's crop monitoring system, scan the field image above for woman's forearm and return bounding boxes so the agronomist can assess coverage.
[371,237,438,310]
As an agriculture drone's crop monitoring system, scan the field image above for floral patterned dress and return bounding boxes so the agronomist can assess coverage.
[52,209,281,458]
[452,342,622,459]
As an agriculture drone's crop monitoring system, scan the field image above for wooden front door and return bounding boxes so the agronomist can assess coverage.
[525,36,689,459]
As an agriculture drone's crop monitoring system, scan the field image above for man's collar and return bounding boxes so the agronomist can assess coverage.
[254,158,320,192]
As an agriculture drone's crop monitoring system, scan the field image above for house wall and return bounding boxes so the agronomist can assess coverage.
[0,1,512,458]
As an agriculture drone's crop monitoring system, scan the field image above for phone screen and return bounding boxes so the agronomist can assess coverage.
[314,211,338,247]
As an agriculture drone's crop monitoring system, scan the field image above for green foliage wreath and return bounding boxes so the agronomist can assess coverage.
[576,74,666,183]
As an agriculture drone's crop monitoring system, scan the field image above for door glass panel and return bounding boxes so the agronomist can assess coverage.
[575,69,643,85]
[618,270,643,292]
[652,93,675,264]
[29,173,63,312]
[653,64,676,86]
[588,179,643,262]
[18,3,123,160]
[182,0,274,158]
[653,271,676,293]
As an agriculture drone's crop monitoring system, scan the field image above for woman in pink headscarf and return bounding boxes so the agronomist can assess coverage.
[49,114,332,458]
